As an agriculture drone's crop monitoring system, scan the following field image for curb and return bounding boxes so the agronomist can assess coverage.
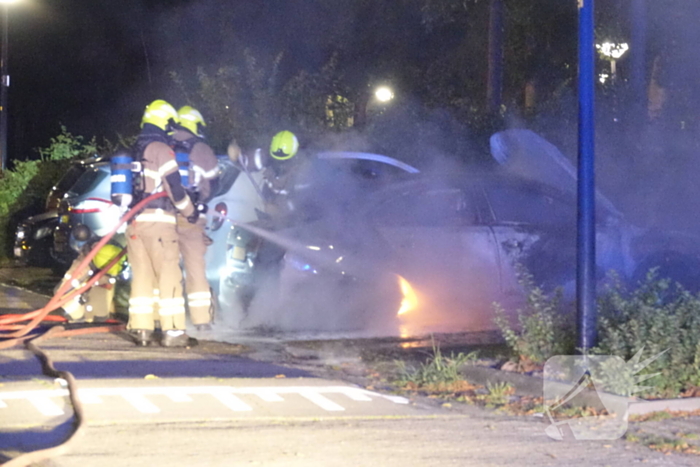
[460,364,700,416]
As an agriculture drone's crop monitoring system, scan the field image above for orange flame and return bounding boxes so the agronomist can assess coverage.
[396,275,418,316]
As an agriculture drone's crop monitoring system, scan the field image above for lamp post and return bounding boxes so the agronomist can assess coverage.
[596,41,629,85]
[578,0,597,353]
[0,0,18,172]
[374,86,394,103]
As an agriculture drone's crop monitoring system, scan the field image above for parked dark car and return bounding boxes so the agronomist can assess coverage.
[13,158,91,267]
[53,160,121,265]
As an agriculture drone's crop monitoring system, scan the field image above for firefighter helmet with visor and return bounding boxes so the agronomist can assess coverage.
[270,131,299,160]
[177,106,207,138]
[141,100,178,133]
[92,243,127,277]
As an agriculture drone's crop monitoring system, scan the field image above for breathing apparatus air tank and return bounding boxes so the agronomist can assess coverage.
[110,147,134,210]
[175,150,190,188]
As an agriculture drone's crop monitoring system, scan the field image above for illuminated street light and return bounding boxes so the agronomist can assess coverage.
[374,86,394,103]
[0,0,20,171]
[596,41,629,84]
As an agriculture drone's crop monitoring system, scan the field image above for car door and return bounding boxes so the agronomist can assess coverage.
[367,181,503,332]
[480,180,578,298]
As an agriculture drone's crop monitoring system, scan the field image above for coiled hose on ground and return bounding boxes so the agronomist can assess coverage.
[0,192,167,467]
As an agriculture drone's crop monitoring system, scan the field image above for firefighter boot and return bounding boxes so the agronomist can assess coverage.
[128,329,154,347]
[161,330,198,348]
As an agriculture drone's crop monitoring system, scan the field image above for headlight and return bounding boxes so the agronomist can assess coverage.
[16,228,26,240]
[211,202,228,231]
[34,227,52,240]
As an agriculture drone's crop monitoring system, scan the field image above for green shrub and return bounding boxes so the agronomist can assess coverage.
[395,337,478,387]
[495,266,700,398]
[494,267,575,366]
[593,270,700,398]
[0,126,100,257]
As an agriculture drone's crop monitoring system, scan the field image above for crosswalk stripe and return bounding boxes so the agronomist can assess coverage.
[27,396,64,416]
[123,394,160,413]
[167,392,193,403]
[299,391,345,411]
[213,392,252,412]
[79,392,103,404]
[342,389,373,402]
[0,385,411,416]
[256,391,285,402]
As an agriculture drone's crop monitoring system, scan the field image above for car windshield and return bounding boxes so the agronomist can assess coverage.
[67,167,107,197]
[483,184,574,226]
[55,165,86,193]
[370,186,476,227]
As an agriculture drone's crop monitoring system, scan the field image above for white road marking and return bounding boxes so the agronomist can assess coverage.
[78,391,103,404]
[256,391,285,402]
[375,394,410,404]
[342,388,373,402]
[0,385,410,416]
[299,390,345,411]
[212,392,252,412]
[27,396,64,416]
[167,392,193,403]
[123,393,160,413]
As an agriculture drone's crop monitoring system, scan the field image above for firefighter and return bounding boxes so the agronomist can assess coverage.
[58,238,128,323]
[262,130,301,222]
[125,99,198,347]
[170,106,219,332]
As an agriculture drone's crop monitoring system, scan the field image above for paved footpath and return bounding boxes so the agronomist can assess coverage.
[1,283,698,466]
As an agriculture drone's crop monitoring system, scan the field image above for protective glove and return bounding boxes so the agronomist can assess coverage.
[186,204,208,224]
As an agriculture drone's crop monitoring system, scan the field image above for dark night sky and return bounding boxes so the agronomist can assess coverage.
[4,1,700,164]
[5,0,429,161]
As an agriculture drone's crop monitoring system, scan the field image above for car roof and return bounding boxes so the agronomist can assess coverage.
[361,168,623,221]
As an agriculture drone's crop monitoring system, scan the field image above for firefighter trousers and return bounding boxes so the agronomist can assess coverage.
[126,220,186,331]
[176,215,213,325]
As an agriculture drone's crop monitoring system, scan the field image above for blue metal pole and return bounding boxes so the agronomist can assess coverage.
[577,0,597,352]
[0,5,8,172]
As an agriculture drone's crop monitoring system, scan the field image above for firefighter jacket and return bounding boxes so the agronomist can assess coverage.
[135,133,195,224]
[171,128,219,203]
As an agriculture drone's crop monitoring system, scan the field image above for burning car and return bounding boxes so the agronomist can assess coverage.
[216,130,700,337]
[44,130,700,337]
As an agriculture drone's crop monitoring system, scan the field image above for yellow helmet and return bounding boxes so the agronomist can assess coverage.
[177,105,206,137]
[270,131,299,160]
[141,99,178,132]
[92,244,127,277]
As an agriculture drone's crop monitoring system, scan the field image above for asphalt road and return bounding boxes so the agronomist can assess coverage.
[3,411,695,466]
[0,283,698,466]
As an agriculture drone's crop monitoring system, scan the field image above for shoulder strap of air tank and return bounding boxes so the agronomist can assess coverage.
[171,136,200,155]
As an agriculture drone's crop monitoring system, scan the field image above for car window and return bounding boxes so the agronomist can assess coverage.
[484,184,573,226]
[371,187,476,227]
[55,165,86,193]
[67,167,108,196]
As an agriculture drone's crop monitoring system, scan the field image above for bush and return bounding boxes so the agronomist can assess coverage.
[0,126,99,257]
[495,267,700,398]
[494,267,575,367]
[593,270,700,398]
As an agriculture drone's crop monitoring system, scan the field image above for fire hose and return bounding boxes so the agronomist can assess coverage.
[0,192,167,467]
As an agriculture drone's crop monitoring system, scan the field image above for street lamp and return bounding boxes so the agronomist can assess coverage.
[0,0,19,172]
[374,86,394,103]
[596,41,629,84]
